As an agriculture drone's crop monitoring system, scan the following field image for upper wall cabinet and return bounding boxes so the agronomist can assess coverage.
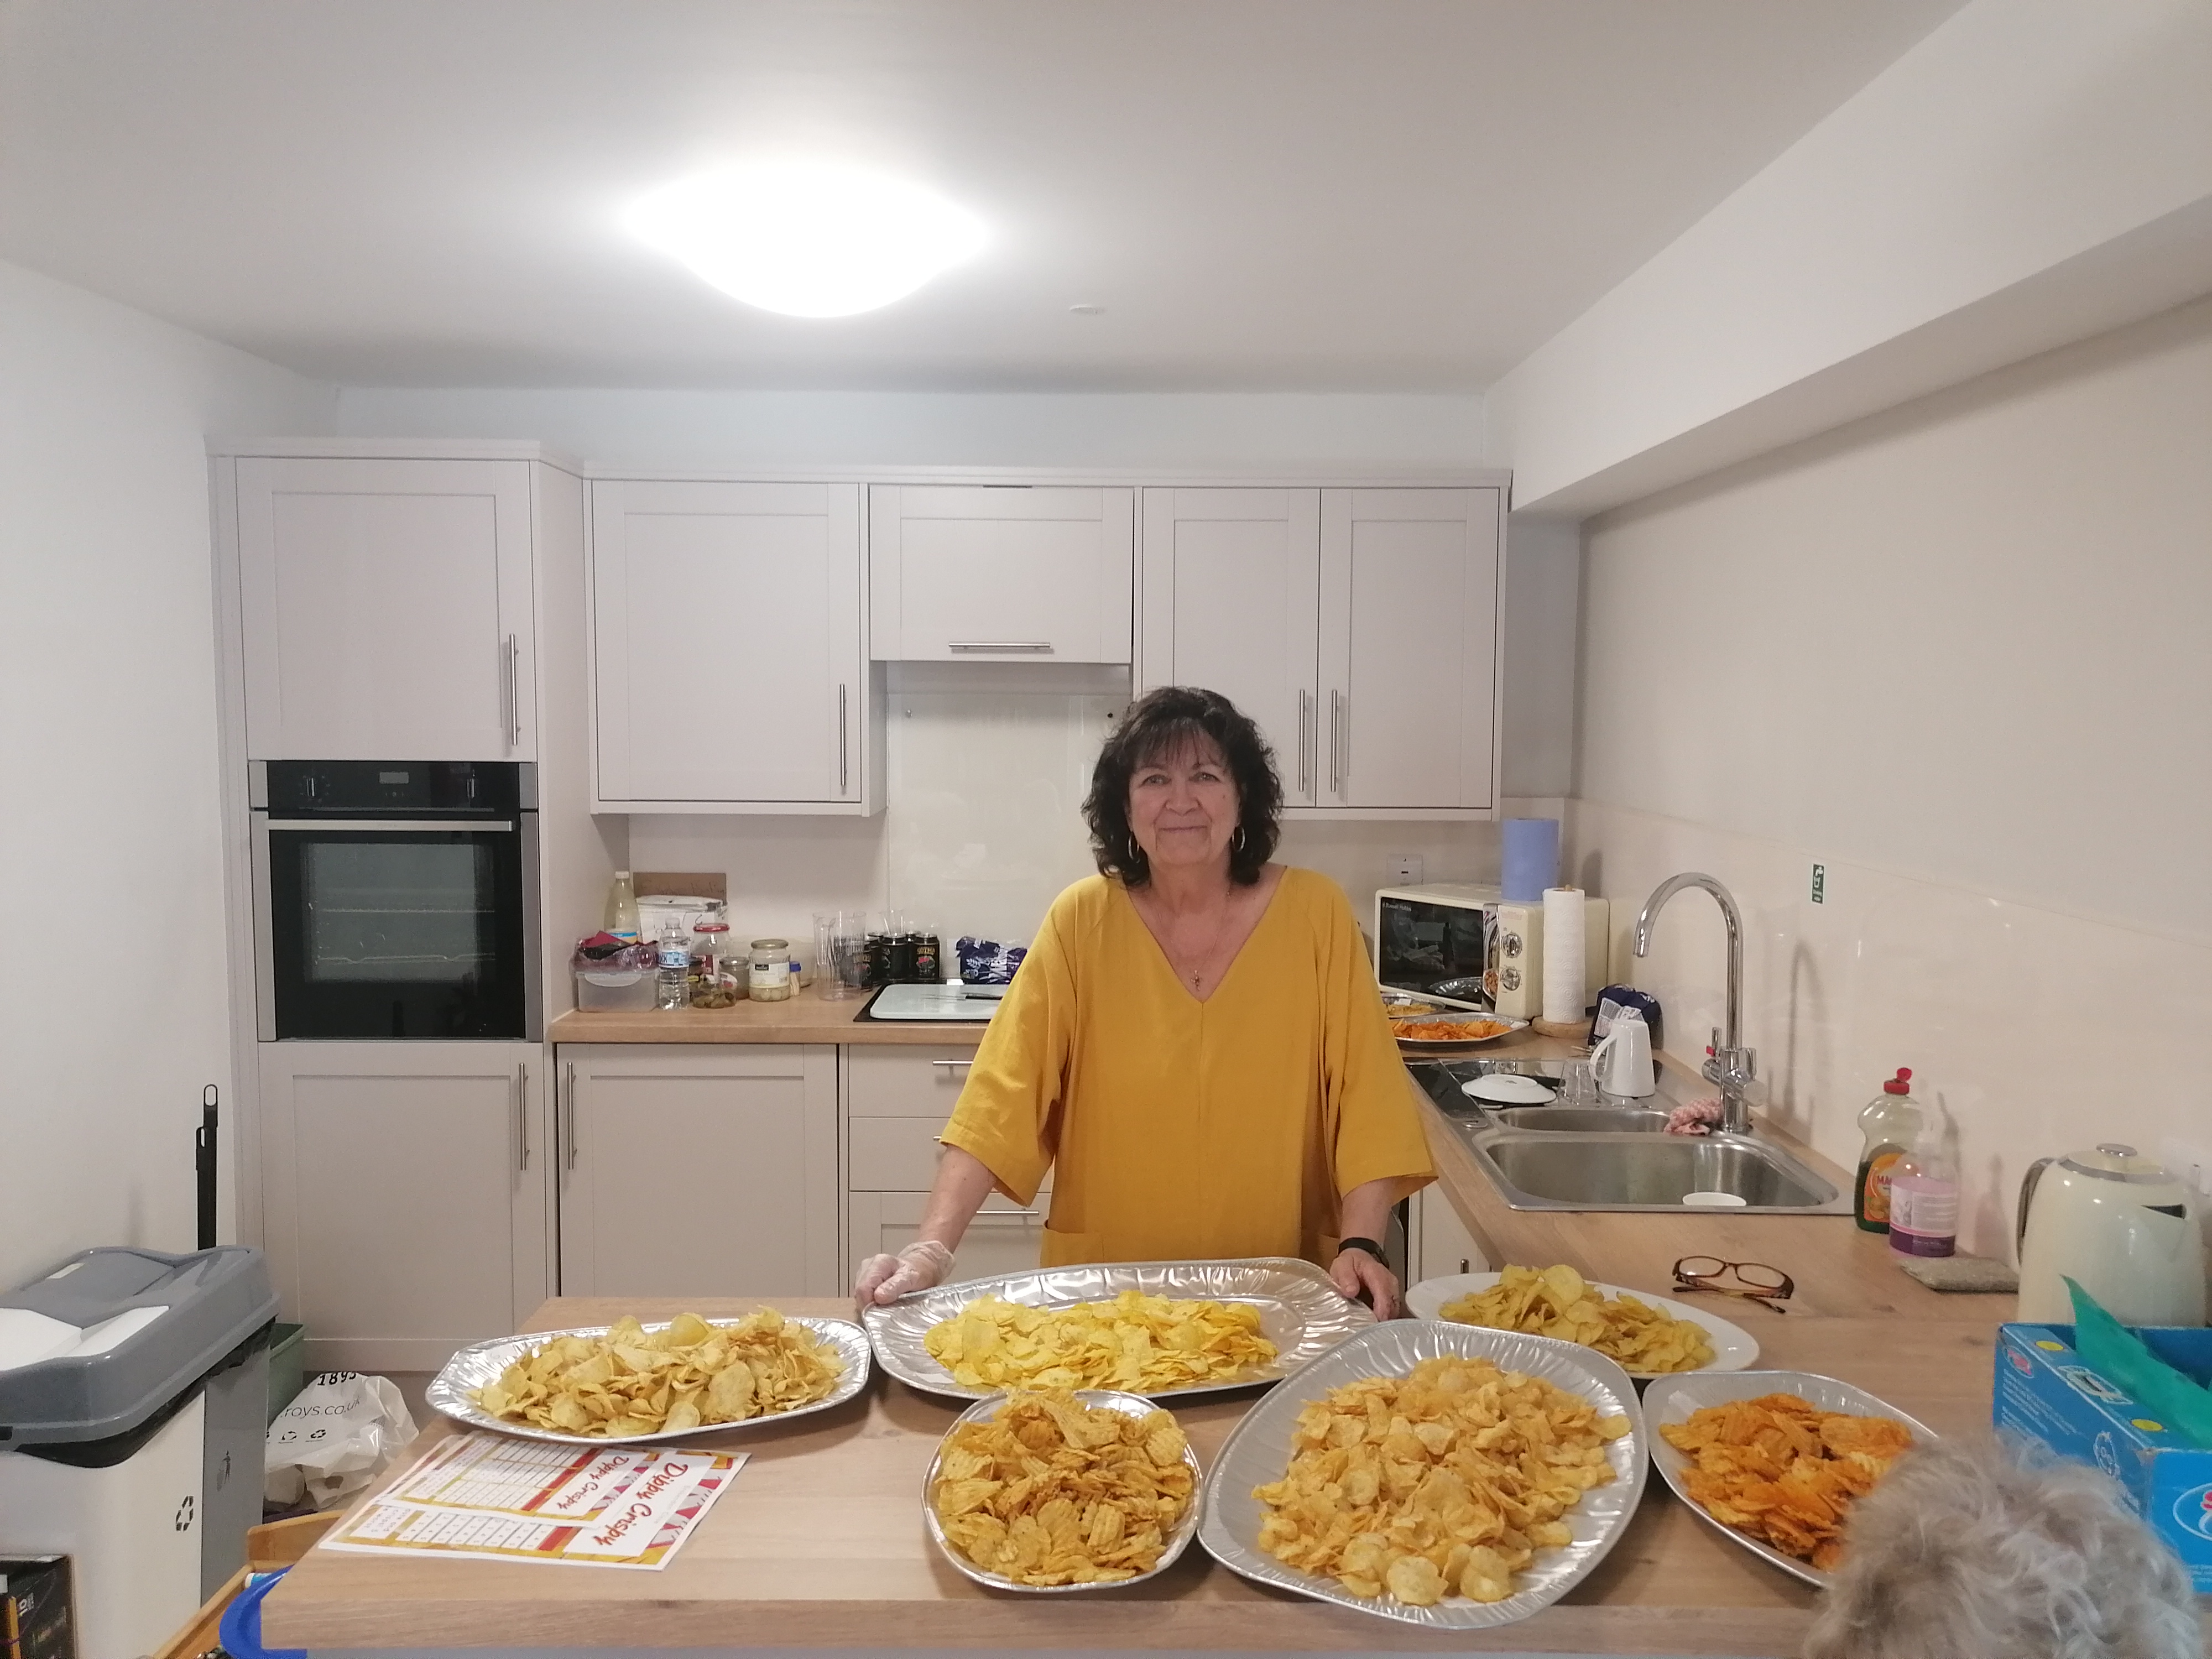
[234,458,537,761]
[870,485,1133,663]
[1139,486,1501,817]
[590,480,877,813]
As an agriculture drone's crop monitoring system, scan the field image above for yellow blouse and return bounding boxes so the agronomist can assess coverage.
[939,868,1435,1269]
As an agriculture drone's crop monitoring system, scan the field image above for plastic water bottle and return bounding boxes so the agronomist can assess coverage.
[655,916,691,1009]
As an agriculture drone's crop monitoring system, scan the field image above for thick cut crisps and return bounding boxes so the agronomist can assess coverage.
[469,1309,841,1437]
[924,1291,1276,1392]
[1251,1355,1630,1608]
[1658,1392,1913,1570]
[930,1391,1195,1586]
[1438,1265,1715,1374]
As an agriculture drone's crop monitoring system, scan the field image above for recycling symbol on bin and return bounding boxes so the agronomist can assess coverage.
[174,1495,195,1532]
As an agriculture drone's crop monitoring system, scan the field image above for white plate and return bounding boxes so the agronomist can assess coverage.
[1197,1321,1646,1629]
[921,1389,1202,1593]
[1404,1272,1759,1379]
[1641,1369,1938,1587]
[426,1314,872,1445]
[1462,1074,1557,1105]
[864,1258,1373,1402]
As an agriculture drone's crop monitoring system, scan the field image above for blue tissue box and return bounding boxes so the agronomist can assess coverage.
[1992,1322,2212,1590]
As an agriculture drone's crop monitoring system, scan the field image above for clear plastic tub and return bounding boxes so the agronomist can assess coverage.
[575,968,655,1011]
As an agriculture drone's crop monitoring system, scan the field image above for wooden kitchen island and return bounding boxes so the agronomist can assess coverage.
[261,1024,2177,1656]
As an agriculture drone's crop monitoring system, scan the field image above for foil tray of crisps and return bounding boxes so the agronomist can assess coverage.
[922,1389,1204,1593]
[865,1258,1374,1402]
[1406,1267,1759,1378]
[427,1311,873,1445]
[1641,1369,1934,1587]
[1392,1016,1528,1052]
[1197,1320,1647,1629]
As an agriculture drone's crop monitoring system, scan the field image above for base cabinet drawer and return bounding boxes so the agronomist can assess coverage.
[845,1047,980,1116]
[847,1191,1045,1284]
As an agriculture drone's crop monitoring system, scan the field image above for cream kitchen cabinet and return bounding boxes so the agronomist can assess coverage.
[231,457,539,762]
[1409,1185,1489,1282]
[589,481,876,812]
[555,1045,841,1297]
[870,484,1133,663]
[1139,486,1502,816]
[256,1041,551,1374]
[843,1047,1048,1282]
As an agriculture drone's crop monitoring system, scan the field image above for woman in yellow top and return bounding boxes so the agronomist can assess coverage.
[853,686,1435,1316]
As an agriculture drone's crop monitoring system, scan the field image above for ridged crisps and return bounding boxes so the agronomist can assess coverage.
[1253,1355,1629,1607]
[471,1310,841,1437]
[930,1391,1195,1585]
[1439,1265,1715,1374]
[1658,1392,1913,1569]
[923,1291,1276,1392]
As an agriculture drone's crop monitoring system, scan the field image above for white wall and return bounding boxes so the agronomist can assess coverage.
[0,259,333,1286]
[1572,295,2212,1258]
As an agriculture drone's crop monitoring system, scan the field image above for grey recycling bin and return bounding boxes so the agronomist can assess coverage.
[0,1245,277,1659]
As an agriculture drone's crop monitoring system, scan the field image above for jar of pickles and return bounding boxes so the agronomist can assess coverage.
[688,906,742,1008]
[748,938,794,1002]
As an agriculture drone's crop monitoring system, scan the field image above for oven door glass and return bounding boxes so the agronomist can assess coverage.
[1376,897,1492,1006]
[267,827,525,1039]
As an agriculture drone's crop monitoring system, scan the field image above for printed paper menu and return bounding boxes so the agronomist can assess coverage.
[321,1431,742,1569]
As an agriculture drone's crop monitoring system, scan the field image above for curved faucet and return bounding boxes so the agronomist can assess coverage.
[1632,873,1757,1135]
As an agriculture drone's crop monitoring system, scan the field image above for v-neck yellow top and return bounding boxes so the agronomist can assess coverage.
[938,868,1435,1269]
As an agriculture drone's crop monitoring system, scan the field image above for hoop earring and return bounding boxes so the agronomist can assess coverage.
[1232,826,1247,854]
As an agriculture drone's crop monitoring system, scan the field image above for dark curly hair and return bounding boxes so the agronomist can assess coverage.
[1083,686,1282,888]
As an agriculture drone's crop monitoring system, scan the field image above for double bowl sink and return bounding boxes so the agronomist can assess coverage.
[1413,1060,1851,1214]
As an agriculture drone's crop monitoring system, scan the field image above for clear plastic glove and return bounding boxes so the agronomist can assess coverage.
[854,1239,954,1308]
[1667,1097,1724,1136]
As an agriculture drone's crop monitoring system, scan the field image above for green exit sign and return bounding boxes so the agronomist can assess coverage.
[1811,863,1826,904]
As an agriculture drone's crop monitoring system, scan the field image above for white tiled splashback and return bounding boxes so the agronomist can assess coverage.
[1569,796,2210,1261]
[626,682,1539,970]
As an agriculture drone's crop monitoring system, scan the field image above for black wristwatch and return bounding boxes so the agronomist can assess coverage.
[1335,1237,1387,1262]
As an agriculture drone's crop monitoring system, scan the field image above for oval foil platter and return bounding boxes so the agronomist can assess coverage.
[1198,1321,1647,1629]
[1405,1271,1760,1379]
[920,1389,1204,1593]
[1641,1368,1938,1588]
[864,1257,1374,1402]
[427,1314,873,1446]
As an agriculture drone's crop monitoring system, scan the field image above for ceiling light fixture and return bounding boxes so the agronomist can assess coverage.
[626,161,985,318]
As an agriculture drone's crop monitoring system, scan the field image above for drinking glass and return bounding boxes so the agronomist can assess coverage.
[816,911,867,1000]
[1557,1057,1599,1105]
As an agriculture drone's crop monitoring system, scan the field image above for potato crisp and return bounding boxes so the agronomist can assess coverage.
[930,1391,1195,1585]
[1253,1356,1630,1607]
[923,1291,1277,1392]
[471,1310,842,1437]
[1658,1392,1914,1569]
[1439,1265,1715,1375]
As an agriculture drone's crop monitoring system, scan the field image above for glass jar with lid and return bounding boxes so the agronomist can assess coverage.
[748,937,795,1002]
[688,905,742,1009]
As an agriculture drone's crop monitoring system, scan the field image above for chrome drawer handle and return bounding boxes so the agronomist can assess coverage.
[947,641,1054,653]
[931,1058,974,1070]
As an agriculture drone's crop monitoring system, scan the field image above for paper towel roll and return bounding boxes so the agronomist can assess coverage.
[1542,887,1586,1025]
[1500,818,1560,902]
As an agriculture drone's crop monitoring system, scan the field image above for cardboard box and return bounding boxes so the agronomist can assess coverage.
[1992,1322,2212,1592]
[0,1557,74,1659]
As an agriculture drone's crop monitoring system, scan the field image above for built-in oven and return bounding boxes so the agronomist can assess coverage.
[251,761,541,1040]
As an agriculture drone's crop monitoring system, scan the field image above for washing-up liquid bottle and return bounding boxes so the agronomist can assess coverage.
[1888,1092,1960,1260]
[1853,1068,1921,1234]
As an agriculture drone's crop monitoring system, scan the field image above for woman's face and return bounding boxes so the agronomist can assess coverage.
[1126,738,1241,877]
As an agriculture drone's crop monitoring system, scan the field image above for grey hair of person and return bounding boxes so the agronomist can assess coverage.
[1803,1436,2201,1659]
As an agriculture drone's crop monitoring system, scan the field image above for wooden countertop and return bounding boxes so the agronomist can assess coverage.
[264,1298,2004,1655]
[549,984,988,1046]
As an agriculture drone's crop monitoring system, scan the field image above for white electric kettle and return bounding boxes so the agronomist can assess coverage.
[1588,1006,1656,1098]
[2016,1142,2207,1326]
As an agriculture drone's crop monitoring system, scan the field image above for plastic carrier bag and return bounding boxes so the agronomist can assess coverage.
[264,1371,419,1509]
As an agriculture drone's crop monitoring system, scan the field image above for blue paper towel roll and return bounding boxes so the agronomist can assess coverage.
[1500,818,1561,902]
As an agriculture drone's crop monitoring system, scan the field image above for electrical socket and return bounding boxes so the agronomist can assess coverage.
[1391,853,1425,885]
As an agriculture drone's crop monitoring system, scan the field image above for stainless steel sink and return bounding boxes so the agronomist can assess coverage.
[1455,1127,1850,1214]
[1488,1106,1672,1133]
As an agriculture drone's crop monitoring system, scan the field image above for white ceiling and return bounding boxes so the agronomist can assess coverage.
[0,0,1966,391]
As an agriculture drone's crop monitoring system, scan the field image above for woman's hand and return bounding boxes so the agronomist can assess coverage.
[1329,1245,1402,1319]
[854,1239,954,1310]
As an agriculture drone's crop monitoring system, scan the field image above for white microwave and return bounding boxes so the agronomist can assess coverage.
[1374,883,1613,1019]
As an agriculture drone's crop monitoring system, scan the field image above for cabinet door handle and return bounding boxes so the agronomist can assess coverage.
[1328,689,1343,797]
[983,1206,1044,1219]
[930,1058,974,1070]
[947,641,1054,653]
[513,1062,529,1172]
[504,634,521,747]
[1296,689,1312,797]
[838,684,849,795]
[562,1061,578,1172]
